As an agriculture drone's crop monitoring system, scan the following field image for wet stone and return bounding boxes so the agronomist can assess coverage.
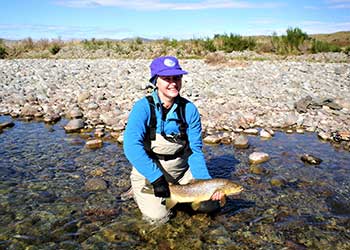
[203,134,221,144]
[259,129,272,139]
[234,134,249,149]
[270,175,287,187]
[0,121,15,130]
[85,139,103,149]
[301,154,322,165]
[85,178,108,191]
[64,119,85,133]
[250,165,266,175]
[249,152,269,164]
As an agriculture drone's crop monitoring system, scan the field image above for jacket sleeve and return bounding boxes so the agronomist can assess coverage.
[123,98,163,183]
[185,103,212,179]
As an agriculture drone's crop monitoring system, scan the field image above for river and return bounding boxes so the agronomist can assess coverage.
[0,116,349,249]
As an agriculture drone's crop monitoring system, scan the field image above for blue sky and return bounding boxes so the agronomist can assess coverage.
[1,0,350,40]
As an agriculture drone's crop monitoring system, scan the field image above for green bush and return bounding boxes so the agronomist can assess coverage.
[214,33,256,52]
[311,39,341,53]
[201,38,216,52]
[0,45,7,59]
[344,46,350,55]
[49,44,61,55]
[271,27,309,54]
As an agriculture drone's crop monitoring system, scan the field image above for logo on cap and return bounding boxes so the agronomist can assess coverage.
[164,58,176,67]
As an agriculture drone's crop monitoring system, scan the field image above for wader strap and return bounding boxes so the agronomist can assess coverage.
[176,97,188,140]
[146,95,188,141]
[146,95,157,140]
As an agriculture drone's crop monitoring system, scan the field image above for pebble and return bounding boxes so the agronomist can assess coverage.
[259,129,272,139]
[203,134,221,144]
[85,139,103,149]
[270,175,287,187]
[234,134,249,149]
[0,57,349,142]
[64,119,85,133]
[85,177,108,191]
[249,152,270,164]
[300,154,322,165]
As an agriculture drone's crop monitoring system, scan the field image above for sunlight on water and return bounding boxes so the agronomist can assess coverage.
[1,116,349,249]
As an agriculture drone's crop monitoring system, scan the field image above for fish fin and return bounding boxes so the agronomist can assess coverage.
[165,199,178,210]
[191,201,201,211]
[219,196,226,207]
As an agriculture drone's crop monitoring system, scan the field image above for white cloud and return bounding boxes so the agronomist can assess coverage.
[325,0,350,8]
[55,0,284,10]
[0,23,133,40]
[300,20,350,34]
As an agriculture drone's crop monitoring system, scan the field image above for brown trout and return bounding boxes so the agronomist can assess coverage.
[142,178,243,210]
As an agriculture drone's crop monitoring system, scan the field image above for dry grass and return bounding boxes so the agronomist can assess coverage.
[0,31,349,59]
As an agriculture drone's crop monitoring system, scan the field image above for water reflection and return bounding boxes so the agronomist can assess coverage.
[0,116,349,249]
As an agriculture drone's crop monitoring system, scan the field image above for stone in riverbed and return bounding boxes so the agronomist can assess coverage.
[250,165,266,175]
[85,177,108,191]
[234,134,249,149]
[270,175,287,187]
[44,113,61,123]
[259,129,272,139]
[318,131,330,141]
[249,152,269,164]
[64,119,85,133]
[85,139,103,149]
[203,134,221,144]
[243,128,259,135]
[301,154,322,165]
[0,121,15,130]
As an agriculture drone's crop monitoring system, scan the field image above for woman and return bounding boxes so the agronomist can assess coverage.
[123,56,222,224]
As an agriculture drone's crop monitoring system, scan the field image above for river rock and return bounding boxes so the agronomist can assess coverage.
[77,91,90,103]
[259,129,272,139]
[0,121,15,130]
[64,119,85,133]
[317,131,330,141]
[85,177,108,191]
[300,154,322,165]
[249,152,269,164]
[270,175,287,187]
[85,139,103,149]
[250,165,266,175]
[68,108,83,119]
[243,128,259,135]
[234,134,249,149]
[203,134,221,144]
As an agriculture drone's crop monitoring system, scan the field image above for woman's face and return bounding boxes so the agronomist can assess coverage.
[156,75,183,102]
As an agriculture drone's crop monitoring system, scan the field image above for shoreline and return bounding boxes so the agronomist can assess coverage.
[0,56,349,146]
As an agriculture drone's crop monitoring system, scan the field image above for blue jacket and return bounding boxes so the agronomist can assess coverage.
[123,90,211,183]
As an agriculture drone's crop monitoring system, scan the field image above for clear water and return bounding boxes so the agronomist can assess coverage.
[0,116,349,249]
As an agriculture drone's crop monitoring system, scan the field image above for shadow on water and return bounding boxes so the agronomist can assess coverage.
[206,152,240,179]
[1,116,350,249]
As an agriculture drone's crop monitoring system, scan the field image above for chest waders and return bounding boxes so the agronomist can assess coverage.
[130,95,194,223]
[144,95,192,184]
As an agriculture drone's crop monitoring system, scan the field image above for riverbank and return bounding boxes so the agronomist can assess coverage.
[0,54,349,147]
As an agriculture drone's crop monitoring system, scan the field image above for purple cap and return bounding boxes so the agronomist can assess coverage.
[149,56,188,83]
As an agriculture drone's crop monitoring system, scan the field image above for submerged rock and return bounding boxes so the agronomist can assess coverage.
[249,152,269,164]
[270,175,287,187]
[203,134,221,144]
[0,121,15,130]
[301,154,322,165]
[64,119,85,133]
[85,139,103,149]
[234,134,249,149]
[85,178,108,191]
